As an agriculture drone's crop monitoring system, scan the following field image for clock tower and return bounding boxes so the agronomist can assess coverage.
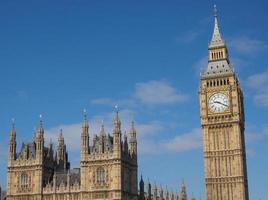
[199,6,249,200]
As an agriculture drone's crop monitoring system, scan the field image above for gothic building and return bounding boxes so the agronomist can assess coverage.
[5,5,249,200]
[6,111,138,200]
[199,5,249,200]
[137,177,195,200]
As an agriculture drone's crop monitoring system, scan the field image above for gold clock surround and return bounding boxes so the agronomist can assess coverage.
[207,88,231,115]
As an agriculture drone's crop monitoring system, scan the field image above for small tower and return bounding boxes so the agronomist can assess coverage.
[153,181,158,200]
[147,180,152,200]
[8,119,16,164]
[139,175,145,200]
[175,192,179,200]
[56,129,69,172]
[81,109,89,160]
[99,123,106,153]
[191,193,196,200]
[171,191,175,200]
[35,115,44,163]
[129,121,137,155]
[159,185,164,200]
[180,180,187,200]
[113,108,122,157]
[165,186,169,200]
[123,131,129,154]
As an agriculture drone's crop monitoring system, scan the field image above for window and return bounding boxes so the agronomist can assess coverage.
[21,173,28,189]
[96,167,106,184]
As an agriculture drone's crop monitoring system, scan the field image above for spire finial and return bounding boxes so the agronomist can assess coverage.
[209,4,225,48]
[11,118,15,129]
[60,129,63,137]
[39,114,43,127]
[115,104,119,113]
[113,105,121,129]
[83,108,87,120]
[214,4,218,17]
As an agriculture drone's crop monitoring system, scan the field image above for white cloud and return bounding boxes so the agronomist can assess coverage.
[159,128,201,153]
[91,80,188,107]
[136,121,164,138]
[247,70,268,89]
[134,80,188,105]
[247,70,268,106]
[229,36,268,54]
[138,128,202,155]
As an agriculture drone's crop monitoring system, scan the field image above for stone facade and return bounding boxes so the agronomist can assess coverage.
[6,111,138,200]
[199,5,249,200]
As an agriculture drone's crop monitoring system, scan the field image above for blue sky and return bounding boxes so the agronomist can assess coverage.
[0,0,268,199]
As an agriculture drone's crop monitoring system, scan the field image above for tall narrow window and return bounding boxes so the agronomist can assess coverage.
[21,173,28,189]
[96,167,106,184]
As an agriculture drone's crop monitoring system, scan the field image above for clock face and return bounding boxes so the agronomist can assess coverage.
[208,92,229,113]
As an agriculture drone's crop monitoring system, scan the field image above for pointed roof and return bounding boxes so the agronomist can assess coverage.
[130,121,136,134]
[82,109,89,129]
[209,5,225,48]
[113,106,121,131]
[100,123,105,137]
[59,129,64,142]
[37,114,44,136]
[10,118,16,137]
[202,5,234,78]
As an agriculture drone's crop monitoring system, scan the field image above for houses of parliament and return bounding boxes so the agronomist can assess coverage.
[1,6,249,200]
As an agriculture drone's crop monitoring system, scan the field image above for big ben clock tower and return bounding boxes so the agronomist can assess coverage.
[199,6,249,200]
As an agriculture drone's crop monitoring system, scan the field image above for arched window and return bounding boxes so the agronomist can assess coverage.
[96,167,106,184]
[21,173,28,189]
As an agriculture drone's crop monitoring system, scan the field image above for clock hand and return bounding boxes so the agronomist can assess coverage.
[214,101,228,107]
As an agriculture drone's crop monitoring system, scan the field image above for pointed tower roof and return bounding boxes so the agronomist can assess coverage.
[100,122,106,137]
[59,129,64,142]
[209,5,225,48]
[10,118,16,137]
[82,109,89,129]
[180,179,187,200]
[202,5,234,78]
[113,105,121,132]
[37,114,44,136]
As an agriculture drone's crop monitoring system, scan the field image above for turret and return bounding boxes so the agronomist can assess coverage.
[113,108,122,156]
[147,180,152,200]
[123,132,129,154]
[99,123,106,153]
[139,175,145,200]
[153,182,158,200]
[47,139,53,159]
[175,192,179,200]
[129,121,137,155]
[171,192,175,200]
[8,119,16,162]
[56,129,69,172]
[165,187,169,200]
[159,185,164,200]
[180,180,187,200]
[35,115,44,162]
[81,109,89,159]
